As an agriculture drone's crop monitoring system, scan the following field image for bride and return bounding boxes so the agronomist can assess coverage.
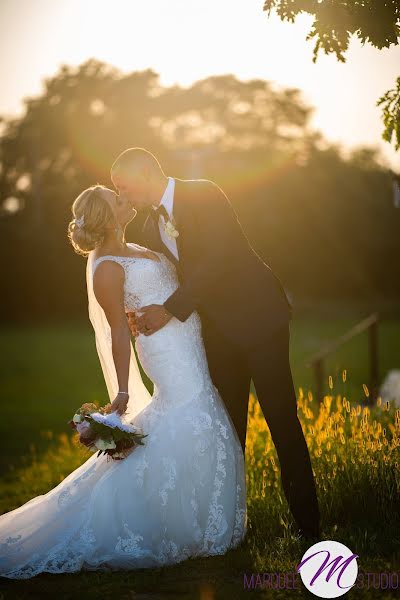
[0,184,247,579]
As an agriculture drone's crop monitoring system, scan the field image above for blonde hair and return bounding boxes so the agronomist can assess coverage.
[67,184,116,256]
[111,147,164,180]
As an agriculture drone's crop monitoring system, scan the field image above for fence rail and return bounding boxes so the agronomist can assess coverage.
[305,312,379,404]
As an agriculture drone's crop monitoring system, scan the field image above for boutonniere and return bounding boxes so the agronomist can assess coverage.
[163,219,179,240]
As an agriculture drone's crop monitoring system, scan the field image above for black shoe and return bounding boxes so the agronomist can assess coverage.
[296,527,320,542]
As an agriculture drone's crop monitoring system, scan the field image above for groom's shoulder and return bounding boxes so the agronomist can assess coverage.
[175,176,222,190]
[175,177,229,204]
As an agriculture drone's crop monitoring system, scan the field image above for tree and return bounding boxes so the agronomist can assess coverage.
[263,0,400,151]
[0,60,329,321]
[377,76,400,151]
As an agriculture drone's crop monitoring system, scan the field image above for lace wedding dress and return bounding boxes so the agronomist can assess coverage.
[0,243,247,579]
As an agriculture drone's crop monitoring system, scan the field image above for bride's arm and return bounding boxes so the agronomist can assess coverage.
[93,261,131,415]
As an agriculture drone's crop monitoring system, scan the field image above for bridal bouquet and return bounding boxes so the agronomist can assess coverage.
[67,402,147,461]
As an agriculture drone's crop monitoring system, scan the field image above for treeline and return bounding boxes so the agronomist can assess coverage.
[0,59,398,323]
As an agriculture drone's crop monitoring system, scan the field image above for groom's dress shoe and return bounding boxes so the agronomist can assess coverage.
[296,527,320,542]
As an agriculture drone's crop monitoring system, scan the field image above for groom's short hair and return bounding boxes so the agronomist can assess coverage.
[111,147,164,179]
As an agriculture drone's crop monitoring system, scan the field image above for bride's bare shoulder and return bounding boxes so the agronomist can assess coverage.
[92,259,124,307]
[93,258,124,279]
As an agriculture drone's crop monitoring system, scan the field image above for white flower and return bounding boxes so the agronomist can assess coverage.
[90,411,138,433]
[73,413,83,423]
[95,438,116,450]
[163,220,179,240]
[379,369,400,408]
[90,412,109,425]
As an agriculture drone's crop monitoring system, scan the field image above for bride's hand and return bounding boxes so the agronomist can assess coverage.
[126,311,139,337]
[108,392,129,416]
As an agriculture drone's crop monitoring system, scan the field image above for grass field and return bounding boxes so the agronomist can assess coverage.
[0,315,399,598]
[1,315,399,476]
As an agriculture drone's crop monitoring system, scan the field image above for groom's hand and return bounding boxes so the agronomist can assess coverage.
[136,304,172,336]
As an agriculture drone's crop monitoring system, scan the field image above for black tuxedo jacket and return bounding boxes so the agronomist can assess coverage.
[140,177,292,349]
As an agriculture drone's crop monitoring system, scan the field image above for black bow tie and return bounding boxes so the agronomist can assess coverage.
[151,204,170,223]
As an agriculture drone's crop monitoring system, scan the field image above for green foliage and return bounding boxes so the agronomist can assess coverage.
[263,1,400,151]
[378,76,400,151]
[84,416,148,445]
[263,0,400,62]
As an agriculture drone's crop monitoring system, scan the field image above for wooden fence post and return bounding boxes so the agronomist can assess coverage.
[306,313,379,406]
[369,317,379,405]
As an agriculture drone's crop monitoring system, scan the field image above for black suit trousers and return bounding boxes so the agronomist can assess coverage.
[200,313,320,536]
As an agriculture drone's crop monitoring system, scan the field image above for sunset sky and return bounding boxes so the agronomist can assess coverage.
[1,0,399,170]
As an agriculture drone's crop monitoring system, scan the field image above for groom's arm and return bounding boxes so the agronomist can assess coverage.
[163,181,238,322]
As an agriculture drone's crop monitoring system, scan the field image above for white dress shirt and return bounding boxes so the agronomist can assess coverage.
[154,176,179,260]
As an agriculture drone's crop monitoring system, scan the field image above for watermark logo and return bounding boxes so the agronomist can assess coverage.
[296,540,358,598]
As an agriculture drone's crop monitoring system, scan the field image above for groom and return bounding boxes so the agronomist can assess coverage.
[111,147,320,540]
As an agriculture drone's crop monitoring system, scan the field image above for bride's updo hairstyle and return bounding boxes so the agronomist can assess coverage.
[68,185,116,256]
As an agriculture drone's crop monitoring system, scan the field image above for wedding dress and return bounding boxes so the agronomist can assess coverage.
[0,243,247,579]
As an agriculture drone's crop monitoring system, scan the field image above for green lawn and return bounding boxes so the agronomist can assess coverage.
[0,315,399,599]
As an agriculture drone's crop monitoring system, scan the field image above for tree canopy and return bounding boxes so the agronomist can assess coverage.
[263,0,400,150]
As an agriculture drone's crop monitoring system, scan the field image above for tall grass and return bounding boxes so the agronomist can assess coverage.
[246,388,399,572]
